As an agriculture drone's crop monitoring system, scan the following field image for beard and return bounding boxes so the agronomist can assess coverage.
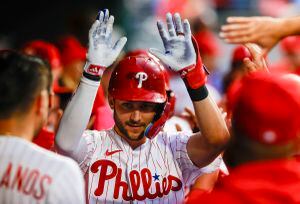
[113,111,146,141]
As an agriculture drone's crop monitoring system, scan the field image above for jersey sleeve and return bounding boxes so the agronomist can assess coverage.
[47,159,86,204]
[55,77,100,161]
[71,130,101,173]
[168,131,223,187]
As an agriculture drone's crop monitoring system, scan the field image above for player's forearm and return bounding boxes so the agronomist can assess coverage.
[55,77,99,154]
[280,16,300,38]
[186,96,229,167]
[192,96,229,148]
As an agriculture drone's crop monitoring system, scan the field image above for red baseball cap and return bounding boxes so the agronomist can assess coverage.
[194,30,219,57]
[231,45,251,63]
[22,40,62,70]
[58,35,87,66]
[232,72,300,145]
[280,36,300,54]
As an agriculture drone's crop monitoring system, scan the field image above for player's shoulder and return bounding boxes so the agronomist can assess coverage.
[155,130,192,144]
[157,130,191,139]
[0,136,80,171]
[83,129,110,139]
[33,142,80,169]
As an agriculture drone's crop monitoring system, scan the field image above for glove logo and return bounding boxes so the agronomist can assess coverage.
[135,72,148,88]
[87,64,105,76]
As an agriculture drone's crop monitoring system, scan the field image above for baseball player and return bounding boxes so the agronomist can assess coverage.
[0,50,85,204]
[56,9,229,203]
[186,71,300,203]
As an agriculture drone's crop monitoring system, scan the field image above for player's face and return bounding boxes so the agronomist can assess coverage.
[113,100,157,141]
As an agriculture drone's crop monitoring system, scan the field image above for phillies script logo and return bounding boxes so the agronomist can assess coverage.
[91,159,183,201]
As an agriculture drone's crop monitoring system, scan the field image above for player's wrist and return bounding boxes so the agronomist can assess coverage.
[186,84,209,101]
[180,35,209,90]
[281,17,300,37]
[82,62,106,82]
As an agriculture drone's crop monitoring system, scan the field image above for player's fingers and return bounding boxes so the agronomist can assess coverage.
[175,124,182,131]
[220,23,251,32]
[89,20,100,39]
[223,35,252,44]
[105,15,114,40]
[183,19,192,38]
[244,43,263,62]
[246,43,270,72]
[103,9,109,23]
[96,10,104,22]
[243,58,256,73]
[219,29,252,39]
[173,13,184,35]
[100,10,110,37]
[184,107,194,116]
[89,20,100,49]
[157,21,170,47]
[166,12,176,37]
[262,48,271,58]
[113,37,127,53]
[226,16,256,23]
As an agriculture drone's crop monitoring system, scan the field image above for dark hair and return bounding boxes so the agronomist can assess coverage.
[0,50,52,119]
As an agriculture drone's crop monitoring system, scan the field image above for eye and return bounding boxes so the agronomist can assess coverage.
[121,103,133,111]
[140,103,156,112]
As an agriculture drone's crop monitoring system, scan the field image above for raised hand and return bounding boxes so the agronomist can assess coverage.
[149,13,196,72]
[243,43,269,73]
[85,9,127,76]
[219,16,283,55]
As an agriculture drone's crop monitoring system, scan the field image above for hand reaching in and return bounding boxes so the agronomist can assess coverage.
[219,16,284,55]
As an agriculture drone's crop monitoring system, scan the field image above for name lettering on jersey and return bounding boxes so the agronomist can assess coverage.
[91,159,183,201]
[0,162,52,200]
[135,72,148,88]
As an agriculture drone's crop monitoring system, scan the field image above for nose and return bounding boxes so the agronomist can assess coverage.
[130,110,141,122]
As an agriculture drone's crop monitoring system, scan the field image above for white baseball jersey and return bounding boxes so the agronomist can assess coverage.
[69,128,222,204]
[0,136,85,204]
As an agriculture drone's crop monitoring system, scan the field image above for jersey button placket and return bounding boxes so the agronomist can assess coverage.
[131,150,140,170]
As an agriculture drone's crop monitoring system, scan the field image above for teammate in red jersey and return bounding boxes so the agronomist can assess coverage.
[186,42,300,203]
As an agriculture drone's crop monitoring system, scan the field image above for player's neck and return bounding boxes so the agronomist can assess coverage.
[0,116,34,141]
[113,126,147,150]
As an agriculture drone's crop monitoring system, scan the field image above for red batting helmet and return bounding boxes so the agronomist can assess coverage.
[125,49,171,90]
[108,56,169,138]
[125,49,176,118]
[109,56,167,103]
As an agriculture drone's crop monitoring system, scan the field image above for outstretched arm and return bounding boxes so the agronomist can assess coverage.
[55,9,127,155]
[150,13,230,168]
[220,16,300,55]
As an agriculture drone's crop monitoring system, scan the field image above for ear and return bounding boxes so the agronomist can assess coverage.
[49,92,55,109]
[36,90,49,116]
[107,94,114,109]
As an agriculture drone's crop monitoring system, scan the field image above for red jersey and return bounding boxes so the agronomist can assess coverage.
[186,158,300,204]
